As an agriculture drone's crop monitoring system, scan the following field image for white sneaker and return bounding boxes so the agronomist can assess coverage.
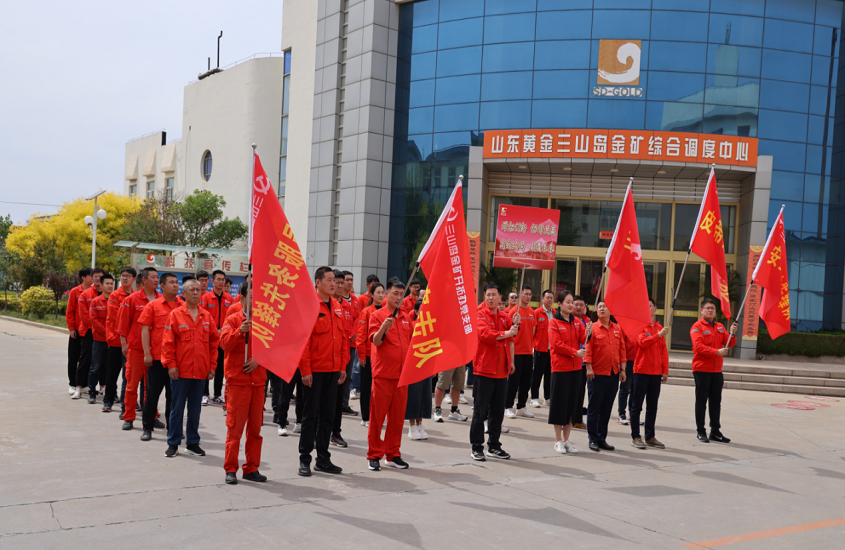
[564,440,578,454]
[350,389,359,400]
[443,394,452,404]
[71,388,81,399]
[500,424,509,433]
[516,408,535,418]
[459,394,468,404]
[504,408,516,419]
[278,426,288,436]
[433,408,444,422]
[484,420,488,433]
[418,425,428,440]
[554,441,567,454]
[546,398,551,405]
[218,394,225,404]
[530,399,541,408]
[201,396,209,406]
[408,425,421,440]
[617,416,630,425]
[292,423,301,434]
[68,385,75,395]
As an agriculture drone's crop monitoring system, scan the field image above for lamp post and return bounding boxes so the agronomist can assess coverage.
[84,190,108,268]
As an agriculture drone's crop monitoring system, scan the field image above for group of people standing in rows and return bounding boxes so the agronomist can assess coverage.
[64,263,737,483]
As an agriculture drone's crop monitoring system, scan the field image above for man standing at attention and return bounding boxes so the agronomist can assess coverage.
[630,298,670,450]
[87,273,113,403]
[584,301,626,453]
[66,267,93,396]
[200,270,233,406]
[571,295,591,430]
[691,298,737,443]
[102,267,136,413]
[505,285,536,420]
[530,289,555,408]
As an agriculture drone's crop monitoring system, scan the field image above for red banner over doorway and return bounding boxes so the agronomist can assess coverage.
[492,204,560,270]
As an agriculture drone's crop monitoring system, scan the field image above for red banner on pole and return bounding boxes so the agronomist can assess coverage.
[742,245,764,341]
[752,207,791,340]
[493,204,560,270]
[690,168,732,318]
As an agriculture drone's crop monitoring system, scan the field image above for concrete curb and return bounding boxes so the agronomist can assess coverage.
[0,314,68,335]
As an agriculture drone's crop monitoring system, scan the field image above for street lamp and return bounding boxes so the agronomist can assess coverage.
[85,190,108,268]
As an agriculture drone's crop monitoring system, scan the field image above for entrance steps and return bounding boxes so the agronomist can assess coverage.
[666,354,845,398]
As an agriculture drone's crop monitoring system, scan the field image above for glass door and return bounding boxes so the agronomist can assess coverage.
[670,262,704,351]
[578,259,605,311]
[643,261,668,326]
[554,258,577,296]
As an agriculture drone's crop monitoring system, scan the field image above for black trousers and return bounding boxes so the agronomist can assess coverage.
[205,347,225,397]
[75,332,93,388]
[332,352,355,436]
[506,354,533,409]
[267,371,283,421]
[573,365,587,424]
[693,371,723,432]
[360,358,373,422]
[587,372,620,444]
[298,371,339,466]
[67,335,81,386]
[530,351,551,400]
[470,375,508,453]
[630,373,662,441]
[279,370,304,427]
[104,346,123,405]
[617,360,635,416]
[142,361,172,431]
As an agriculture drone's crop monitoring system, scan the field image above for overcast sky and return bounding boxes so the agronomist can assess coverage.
[0,1,284,225]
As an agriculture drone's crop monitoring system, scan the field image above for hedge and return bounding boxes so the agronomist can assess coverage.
[0,296,67,315]
[757,328,845,358]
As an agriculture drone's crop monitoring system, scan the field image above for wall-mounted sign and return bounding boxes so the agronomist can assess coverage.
[595,39,642,97]
[139,253,250,274]
[467,231,481,298]
[493,204,560,270]
[742,245,765,341]
[483,129,758,168]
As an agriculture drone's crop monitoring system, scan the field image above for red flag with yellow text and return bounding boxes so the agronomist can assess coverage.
[399,179,478,387]
[690,168,732,318]
[752,207,791,339]
[604,181,652,337]
[249,150,319,381]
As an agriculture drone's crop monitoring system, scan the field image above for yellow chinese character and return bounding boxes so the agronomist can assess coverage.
[715,221,724,245]
[274,241,305,270]
[268,264,298,288]
[254,301,281,328]
[251,321,275,348]
[283,223,297,243]
[422,288,431,306]
[767,246,782,269]
[413,311,438,337]
[700,210,716,235]
[412,338,444,369]
[260,282,290,310]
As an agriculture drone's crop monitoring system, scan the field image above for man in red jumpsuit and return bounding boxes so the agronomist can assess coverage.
[200,269,233,406]
[366,279,413,471]
[103,267,136,412]
[65,267,93,396]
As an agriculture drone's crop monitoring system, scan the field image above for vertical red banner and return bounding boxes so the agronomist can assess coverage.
[467,231,480,300]
[742,245,764,341]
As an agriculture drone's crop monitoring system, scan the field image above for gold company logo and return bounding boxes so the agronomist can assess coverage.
[597,39,642,86]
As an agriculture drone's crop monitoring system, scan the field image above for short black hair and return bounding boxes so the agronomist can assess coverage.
[239,282,249,297]
[701,297,719,308]
[343,271,353,278]
[135,273,143,286]
[119,267,137,277]
[333,269,345,279]
[141,267,158,278]
[386,279,406,291]
[648,297,657,307]
[521,285,532,292]
[542,289,554,298]
[557,290,573,304]
[484,282,502,295]
[573,295,586,304]
[159,272,178,286]
[415,298,423,311]
[101,273,114,283]
[182,275,196,284]
[79,267,93,278]
[409,278,421,287]
[196,270,209,279]
[92,267,105,276]
[211,270,226,280]
[315,266,334,282]
[225,277,233,285]
[366,274,379,284]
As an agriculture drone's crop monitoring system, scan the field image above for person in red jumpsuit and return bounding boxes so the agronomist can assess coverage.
[220,282,268,484]
[87,273,112,403]
[366,279,413,471]
[65,267,93,396]
[200,269,233,406]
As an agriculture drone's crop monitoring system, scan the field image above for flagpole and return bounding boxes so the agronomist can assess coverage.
[668,250,692,328]
[245,144,257,362]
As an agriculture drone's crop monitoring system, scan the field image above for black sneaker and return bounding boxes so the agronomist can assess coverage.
[368,459,381,471]
[242,471,268,482]
[186,444,205,456]
[314,461,342,474]
[153,419,166,430]
[696,431,710,443]
[140,430,152,441]
[122,420,133,430]
[471,450,486,461]
[386,457,409,469]
[341,405,359,416]
[331,435,348,448]
[486,448,510,460]
[165,445,178,457]
[298,463,312,477]
[87,394,96,404]
[709,431,731,444]
[225,472,237,484]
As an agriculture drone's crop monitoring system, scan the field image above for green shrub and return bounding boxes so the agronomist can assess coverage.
[0,296,66,315]
[19,286,55,319]
[757,328,845,358]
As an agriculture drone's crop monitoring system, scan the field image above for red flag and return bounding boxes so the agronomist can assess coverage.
[399,179,478,387]
[249,150,319,381]
[752,207,791,339]
[603,181,652,337]
[690,168,732,318]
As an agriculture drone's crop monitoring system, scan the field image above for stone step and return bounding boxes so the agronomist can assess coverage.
[668,361,845,380]
[664,375,845,398]
[667,368,845,389]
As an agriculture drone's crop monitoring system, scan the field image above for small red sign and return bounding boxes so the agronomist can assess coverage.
[803,396,840,402]
[771,403,814,410]
[599,231,614,239]
[788,400,829,408]
[493,204,560,270]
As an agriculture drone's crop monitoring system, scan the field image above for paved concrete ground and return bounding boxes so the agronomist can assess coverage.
[1,317,844,549]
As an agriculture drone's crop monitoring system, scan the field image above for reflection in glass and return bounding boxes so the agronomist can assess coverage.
[579,259,605,308]
[555,258,577,296]
[643,261,667,326]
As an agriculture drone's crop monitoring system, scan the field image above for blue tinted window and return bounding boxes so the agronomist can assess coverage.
[435,74,481,104]
[535,40,591,70]
[805,144,832,175]
[710,0,764,16]
[536,11,592,41]
[595,0,651,8]
[759,139,807,171]
[770,171,805,202]
[396,135,432,163]
[702,104,758,136]
[537,0,592,9]
[763,20,814,54]
[758,109,808,142]
[479,100,532,130]
[648,71,705,102]
[533,70,590,99]
[761,49,812,83]
[802,202,822,233]
[284,51,291,74]
[652,0,709,11]
[402,0,439,29]
[706,44,762,77]
[484,13,536,44]
[814,26,842,58]
[432,132,475,158]
[646,101,704,132]
[482,72,533,100]
[807,115,834,145]
[808,85,834,115]
[759,80,810,112]
[482,42,535,73]
[708,14,764,48]
[411,24,439,54]
[408,79,435,108]
[410,52,436,81]
[803,174,830,202]
[408,107,434,134]
[434,103,479,132]
[587,99,646,129]
[766,0,815,24]
[812,55,838,86]
[531,100,588,128]
[485,0,536,16]
[436,46,482,77]
[649,42,707,73]
[704,76,760,108]
[438,18,483,50]
[438,0,483,22]
[650,12,708,43]
[816,0,844,27]
[591,10,651,39]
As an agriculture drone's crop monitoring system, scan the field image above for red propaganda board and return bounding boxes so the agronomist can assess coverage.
[804,396,839,402]
[493,204,560,270]
[467,232,481,299]
[742,245,764,341]
[483,129,758,168]
[771,403,814,410]
[788,401,830,408]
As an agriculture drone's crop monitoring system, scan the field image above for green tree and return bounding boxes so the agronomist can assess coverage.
[0,214,12,241]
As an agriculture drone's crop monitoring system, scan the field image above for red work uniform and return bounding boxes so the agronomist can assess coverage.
[78,285,99,337]
[161,306,220,378]
[367,306,412,461]
[691,318,736,373]
[200,290,233,331]
[220,309,267,476]
[634,323,669,376]
[357,293,373,313]
[65,284,84,334]
[474,303,513,378]
[400,293,418,316]
[138,297,182,362]
[549,313,586,373]
[584,321,626,375]
[106,286,131,348]
[89,294,109,344]
[117,289,161,421]
[299,298,349,377]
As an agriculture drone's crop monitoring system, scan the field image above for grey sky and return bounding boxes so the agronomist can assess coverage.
[0,1,284,225]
